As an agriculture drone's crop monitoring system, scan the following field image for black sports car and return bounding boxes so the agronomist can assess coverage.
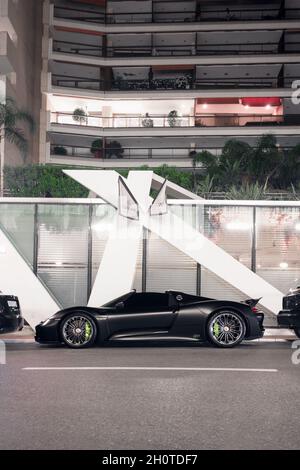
[35,290,264,348]
[0,294,24,334]
[277,285,300,338]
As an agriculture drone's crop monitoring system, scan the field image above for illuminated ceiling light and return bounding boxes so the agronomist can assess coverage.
[202,103,208,109]
[245,104,249,109]
[279,262,289,269]
[55,261,63,267]
[265,104,271,109]
[226,222,251,231]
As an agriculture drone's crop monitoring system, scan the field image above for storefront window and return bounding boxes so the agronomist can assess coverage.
[256,207,300,294]
[0,203,35,267]
[37,204,89,308]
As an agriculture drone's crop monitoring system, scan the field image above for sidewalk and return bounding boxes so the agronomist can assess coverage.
[1,326,34,341]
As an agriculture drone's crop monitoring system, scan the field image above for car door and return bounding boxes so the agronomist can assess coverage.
[107,292,176,336]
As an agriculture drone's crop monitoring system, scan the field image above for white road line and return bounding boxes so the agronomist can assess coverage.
[22,366,278,372]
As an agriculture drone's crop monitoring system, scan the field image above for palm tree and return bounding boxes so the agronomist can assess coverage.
[0,97,35,196]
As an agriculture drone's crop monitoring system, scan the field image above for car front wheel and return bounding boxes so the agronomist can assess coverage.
[60,313,97,348]
[207,311,246,348]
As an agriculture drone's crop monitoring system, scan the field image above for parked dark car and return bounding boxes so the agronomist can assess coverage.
[277,286,300,338]
[35,290,264,349]
[0,294,24,334]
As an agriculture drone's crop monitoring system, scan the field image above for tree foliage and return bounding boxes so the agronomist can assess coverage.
[4,165,89,197]
[4,134,300,199]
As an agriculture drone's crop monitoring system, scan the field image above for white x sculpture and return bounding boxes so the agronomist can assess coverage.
[66,170,283,316]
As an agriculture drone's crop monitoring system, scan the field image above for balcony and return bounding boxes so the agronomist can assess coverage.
[49,143,195,168]
[50,111,286,129]
[50,29,300,62]
[52,0,300,25]
[0,0,17,40]
[0,31,16,74]
[53,39,103,58]
[50,61,287,92]
[53,1,105,24]
[47,130,300,168]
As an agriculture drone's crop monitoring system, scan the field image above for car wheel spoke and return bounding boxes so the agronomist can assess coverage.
[62,316,94,347]
[210,311,244,346]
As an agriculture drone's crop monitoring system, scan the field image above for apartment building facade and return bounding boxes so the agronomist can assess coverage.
[38,0,300,170]
[0,0,43,170]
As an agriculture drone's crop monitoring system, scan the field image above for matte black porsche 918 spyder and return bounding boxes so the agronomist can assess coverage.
[35,290,264,349]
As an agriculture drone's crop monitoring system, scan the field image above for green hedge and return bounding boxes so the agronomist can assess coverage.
[4,165,89,197]
[4,164,192,197]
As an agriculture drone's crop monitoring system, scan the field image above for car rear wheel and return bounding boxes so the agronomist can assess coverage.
[294,328,300,339]
[60,313,97,348]
[207,311,246,348]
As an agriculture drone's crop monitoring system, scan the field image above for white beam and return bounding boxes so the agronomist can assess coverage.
[152,173,202,200]
[126,170,153,210]
[144,212,283,314]
[0,229,60,328]
[63,170,119,207]
[88,216,142,307]
[88,171,153,306]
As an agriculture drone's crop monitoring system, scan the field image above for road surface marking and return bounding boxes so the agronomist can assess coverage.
[23,366,278,372]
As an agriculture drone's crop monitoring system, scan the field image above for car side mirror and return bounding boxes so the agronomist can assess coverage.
[115,301,125,311]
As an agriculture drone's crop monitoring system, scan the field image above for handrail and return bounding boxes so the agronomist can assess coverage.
[53,39,103,57]
[51,72,299,91]
[53,5,300,24]
[53,39,300,58]
[50,144,298,161]
[50,111,285,129]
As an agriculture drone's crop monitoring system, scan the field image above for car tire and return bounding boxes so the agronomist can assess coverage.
[294,328,300,339]
[60,313,97,349]
[207,310,246,348]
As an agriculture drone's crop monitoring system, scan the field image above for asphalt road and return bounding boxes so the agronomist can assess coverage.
[0,340,299,450]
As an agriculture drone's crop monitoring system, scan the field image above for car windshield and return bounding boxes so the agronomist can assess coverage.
[102,291,135,307]
[287,280,300,294]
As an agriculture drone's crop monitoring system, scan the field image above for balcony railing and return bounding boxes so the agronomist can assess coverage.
[50,144,297,162]
[50,112,193,127]
[52,41,300,59]
[53,40,103,57]
[50,111,285,128]
[106,42,299,58]
[53,5,300,25]
[52,74,286,91]
[54,5,105,23]
[52,74,103,91]
[50,145,199,160]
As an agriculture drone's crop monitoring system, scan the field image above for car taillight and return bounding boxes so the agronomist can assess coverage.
[251,306,259,313]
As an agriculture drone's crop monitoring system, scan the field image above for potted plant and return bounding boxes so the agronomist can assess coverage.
[90,139,103,158]
[167,110,179,127]
[53,145,68,156]
[72,108,87,125]
[141,113,154,127]
[105,140,124,159]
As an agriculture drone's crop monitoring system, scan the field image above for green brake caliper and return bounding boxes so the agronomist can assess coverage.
[85,322,92,341]
[213,322,220,338]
